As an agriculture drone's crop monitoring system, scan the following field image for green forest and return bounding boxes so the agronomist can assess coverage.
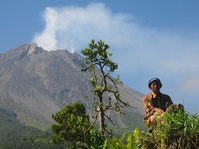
[1,103,199,149]
[0,107,64,149]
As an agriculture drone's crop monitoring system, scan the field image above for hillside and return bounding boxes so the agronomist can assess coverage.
[0,43,145,130]
[0,107,65,148]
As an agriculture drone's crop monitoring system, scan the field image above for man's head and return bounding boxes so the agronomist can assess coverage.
[148,77,162,93]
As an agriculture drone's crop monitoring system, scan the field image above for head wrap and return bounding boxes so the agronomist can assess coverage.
[148,77,162,88]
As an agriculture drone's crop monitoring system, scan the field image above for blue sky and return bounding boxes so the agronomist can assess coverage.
[1,0,199,113]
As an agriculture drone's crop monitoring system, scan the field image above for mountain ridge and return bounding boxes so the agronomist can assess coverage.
[0,43,145,130]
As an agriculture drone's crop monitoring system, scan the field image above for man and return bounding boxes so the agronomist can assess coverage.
[143,77,173,126]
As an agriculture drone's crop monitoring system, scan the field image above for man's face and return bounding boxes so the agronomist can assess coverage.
[150,81,161,93]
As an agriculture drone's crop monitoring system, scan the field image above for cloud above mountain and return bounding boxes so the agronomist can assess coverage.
[32,3,199,113]
[32,3,136,52]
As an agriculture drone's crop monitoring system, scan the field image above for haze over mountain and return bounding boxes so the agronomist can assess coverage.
[0,43,144,130]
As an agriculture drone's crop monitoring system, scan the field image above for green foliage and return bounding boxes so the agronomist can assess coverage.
[51,102,104,148]
[81,39,129,136]
[103,128,139,149]
[0,107,64,149]
[81,40,118,74]
[101,110,199,149]
[137,110,199,149]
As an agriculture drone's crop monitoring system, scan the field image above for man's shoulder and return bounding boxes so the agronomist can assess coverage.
[143,92,153,100]
[160,93,172,101]
[160,93,171,98]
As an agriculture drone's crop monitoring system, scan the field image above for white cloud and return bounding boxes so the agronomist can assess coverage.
[32,3,199,113]
[32,3,140,51]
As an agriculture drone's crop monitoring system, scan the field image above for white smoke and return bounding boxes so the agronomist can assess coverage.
[32,3,137,52]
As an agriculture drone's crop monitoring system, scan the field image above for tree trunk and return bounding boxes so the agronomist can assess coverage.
[98,100,105,137]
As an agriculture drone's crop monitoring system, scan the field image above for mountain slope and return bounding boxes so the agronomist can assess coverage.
[0,43,145,130]
[0,107,65,149]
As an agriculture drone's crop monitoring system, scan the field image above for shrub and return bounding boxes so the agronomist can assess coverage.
[104,110,199,149]
[102,129,139,149]
[137,110,199,149]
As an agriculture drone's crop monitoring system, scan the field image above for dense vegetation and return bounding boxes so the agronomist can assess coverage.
[2,103,198,149]
[0,107,64,149]
[105,110,199,149]
[51,102,104,148]
[50,102,199,148]
[0,104,145,149]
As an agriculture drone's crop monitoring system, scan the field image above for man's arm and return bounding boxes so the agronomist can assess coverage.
[143,95,164,119]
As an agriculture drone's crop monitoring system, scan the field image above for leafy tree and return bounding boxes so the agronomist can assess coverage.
[51,102,104,148]
[81,40,129,137]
